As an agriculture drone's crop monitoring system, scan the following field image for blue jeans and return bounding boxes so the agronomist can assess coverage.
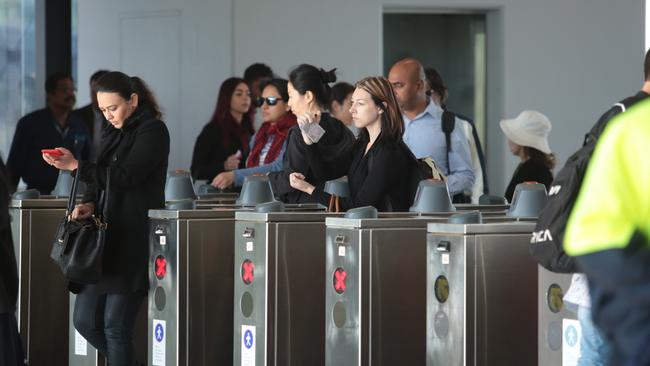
[577,306,612,366]
[73,289,145,366]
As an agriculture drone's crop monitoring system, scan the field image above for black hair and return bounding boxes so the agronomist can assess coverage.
[288,64,337,109]
[45,72,72,94]
[95,71,162,119]
[90,70,110,84]
[244,63,274,83]
[643,49,650,81]
[330,82,354,105]
[423,66,447,102]
[259,78,289,102]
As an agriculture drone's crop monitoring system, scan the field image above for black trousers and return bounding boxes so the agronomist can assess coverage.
[73,288,145,366]
[0,312,25,366]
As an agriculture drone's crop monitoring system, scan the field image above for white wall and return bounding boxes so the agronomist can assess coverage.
[77,0,233,171]
[234,0,644,194]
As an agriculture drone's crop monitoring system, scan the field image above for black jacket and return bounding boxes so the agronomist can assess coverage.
[504,159,553,202]
[269,113,355,204]
[0,158,18,314]
[311,136,410,211]
[7,107,91,194]
[190,122,248,180]
[76,107,169,293]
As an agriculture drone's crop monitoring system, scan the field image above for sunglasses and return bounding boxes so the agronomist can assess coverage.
[256,96,283,107]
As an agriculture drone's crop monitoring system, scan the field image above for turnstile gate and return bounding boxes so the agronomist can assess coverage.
[10,197,69,365]
[538,267,579,366]
[426,221,538,366]
[324,216,439,366]
[148,204,323,366]
[233,211,348,366]
[148,208,238,366]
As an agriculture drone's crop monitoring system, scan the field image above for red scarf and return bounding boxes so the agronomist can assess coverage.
[247,113,297,167]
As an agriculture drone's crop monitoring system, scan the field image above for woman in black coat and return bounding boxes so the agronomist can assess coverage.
[268,64,355,204]
[190,77,253,182]
[289,76,410,211]
[44,71,170,365]
[499,110,555,202]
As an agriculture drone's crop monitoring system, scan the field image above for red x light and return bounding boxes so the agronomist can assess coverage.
[333,268,347,294]
[242,259,255,285]
[155,255,167,279]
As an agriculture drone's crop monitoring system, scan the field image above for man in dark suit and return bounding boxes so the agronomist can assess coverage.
[7,72,91,194]
[73,70,110,162]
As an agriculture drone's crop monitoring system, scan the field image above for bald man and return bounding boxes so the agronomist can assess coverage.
[388,58,474,198]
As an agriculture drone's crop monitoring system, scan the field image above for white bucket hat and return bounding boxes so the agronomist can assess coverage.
[499,110,552,154]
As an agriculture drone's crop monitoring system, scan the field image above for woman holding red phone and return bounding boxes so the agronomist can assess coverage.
[43,71,169,365]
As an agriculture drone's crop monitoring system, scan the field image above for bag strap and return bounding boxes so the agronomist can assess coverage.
[97,167,111,220]
[66,172,79,215]
[441,110,455,172]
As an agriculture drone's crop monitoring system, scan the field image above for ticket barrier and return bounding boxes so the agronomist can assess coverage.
[538,267,579,366]
[232,208,358,366]
[147,203,324,366]
[426,221,539,366]
[10,196,70,366]
[230,205,509,366]
[324,210,457,366]
[323,211,540,366]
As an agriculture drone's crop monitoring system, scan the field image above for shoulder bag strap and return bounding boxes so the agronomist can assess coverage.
[66,172,79,217]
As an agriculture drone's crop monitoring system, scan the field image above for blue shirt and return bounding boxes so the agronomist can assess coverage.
[232,134,287,187]
[402,101,474,195]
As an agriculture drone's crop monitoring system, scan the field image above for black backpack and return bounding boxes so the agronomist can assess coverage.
[398,141,434,205]
[442,110,489,203]
[530,94,647,273]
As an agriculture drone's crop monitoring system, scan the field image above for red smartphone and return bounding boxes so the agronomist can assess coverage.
[41,149,63,156]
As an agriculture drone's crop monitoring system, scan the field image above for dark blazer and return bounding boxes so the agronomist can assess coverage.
[76,107,170,293]
[73,104,95,136]
[269,113,355,204]
[311,136,411,211]
[505,159,553,202]
[190,122,248,180]
[7,107,91,194]
[0,158,18,314]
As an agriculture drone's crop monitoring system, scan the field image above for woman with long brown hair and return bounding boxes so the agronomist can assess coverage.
[289,76,411,211]
[191,77,254,181]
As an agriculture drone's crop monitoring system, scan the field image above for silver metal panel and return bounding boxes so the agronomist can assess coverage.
[325,221,430,366]
[325,227,364,366]
[234,212,336,366]
[455,204,509,212]
[10,203,69,366]
[10,197,69,208]
[233,220,269,366]
[234,211,342,222]
[427,225,538,366]
[538,266,575,366]
[427,222,536,235]
[148,208,241,219]
[325,216,435,229]
[148,213,236,365]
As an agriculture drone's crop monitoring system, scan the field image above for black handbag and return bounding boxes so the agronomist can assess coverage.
[50,168,110,284]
